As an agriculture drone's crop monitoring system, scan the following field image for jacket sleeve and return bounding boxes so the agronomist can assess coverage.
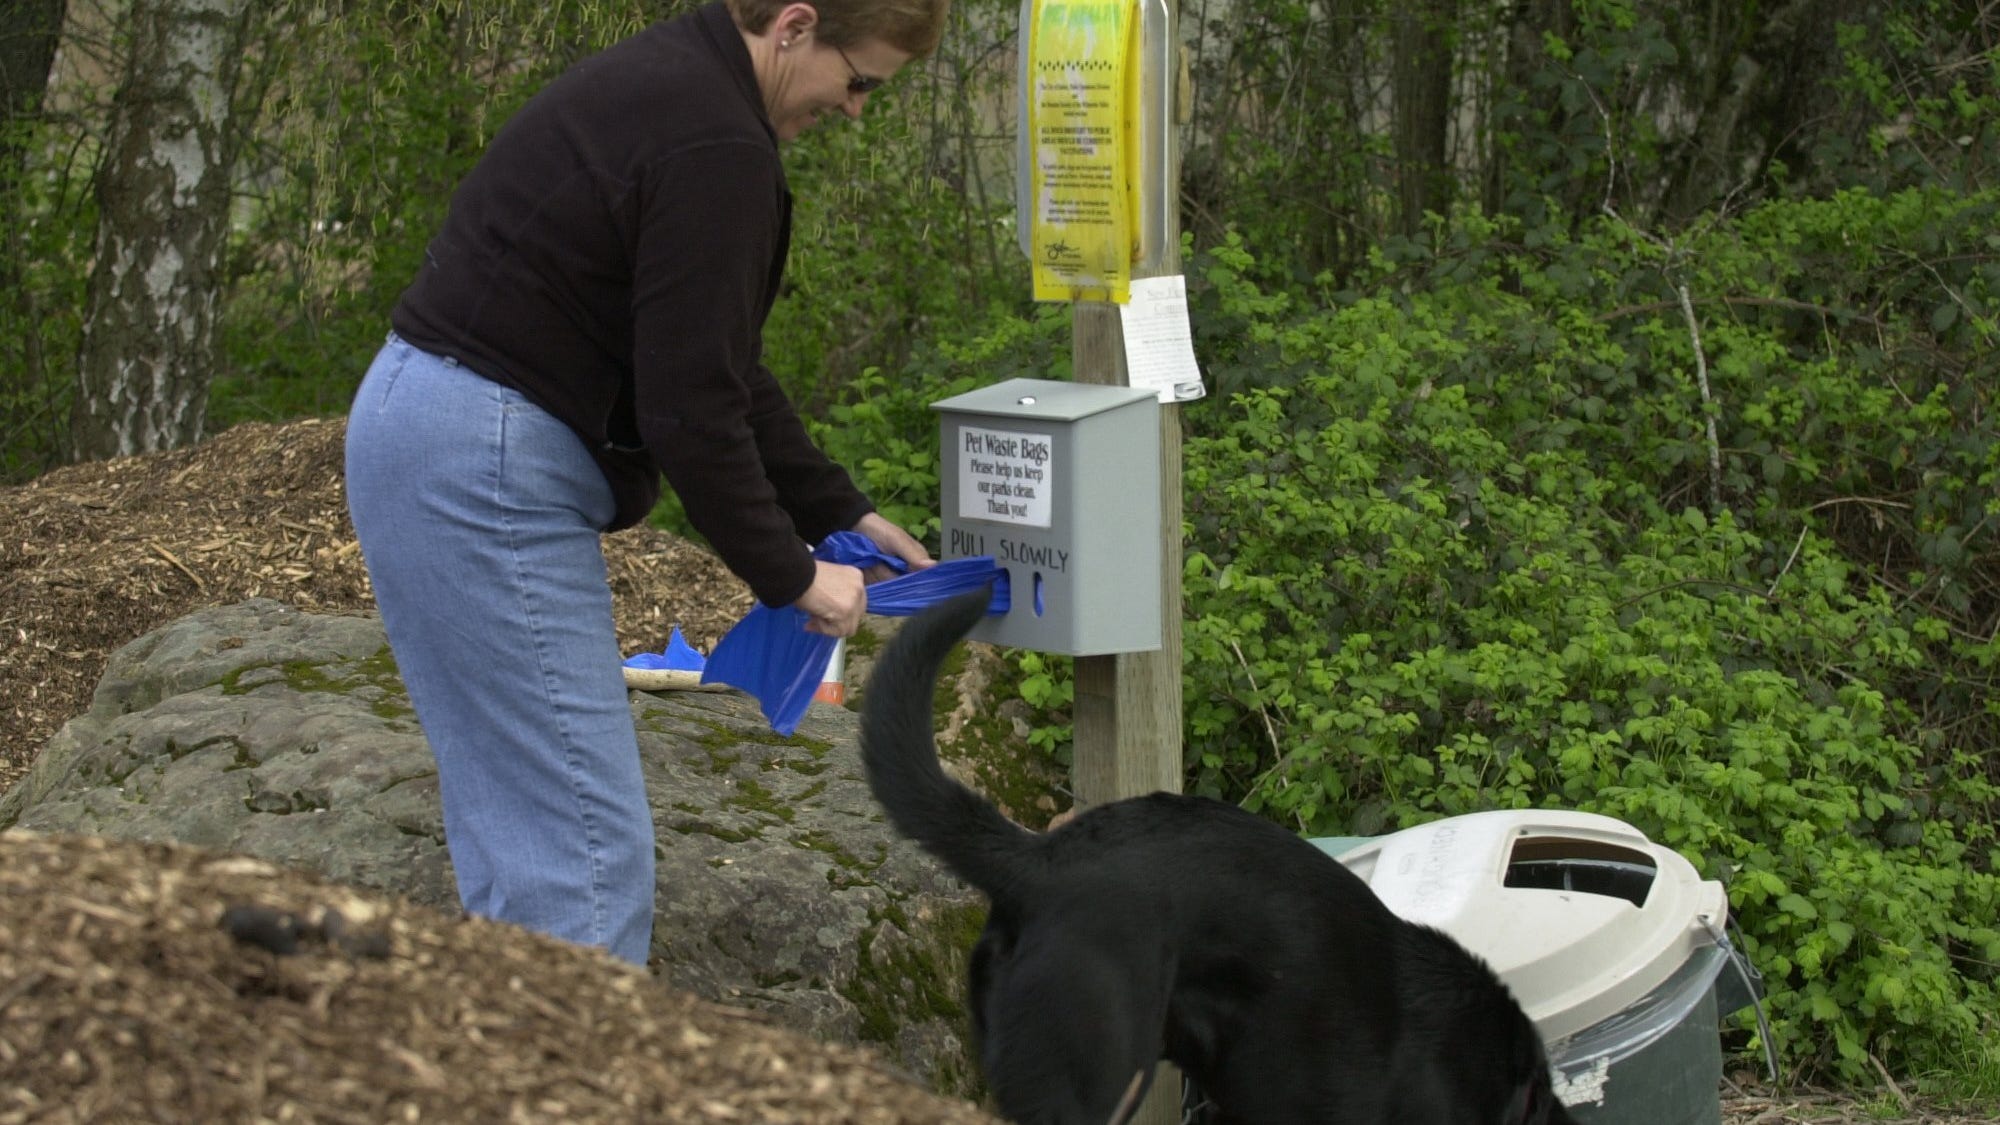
[741,360,875,544]
[628,140,823,608]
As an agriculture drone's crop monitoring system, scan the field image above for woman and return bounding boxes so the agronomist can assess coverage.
[345,0,948,966]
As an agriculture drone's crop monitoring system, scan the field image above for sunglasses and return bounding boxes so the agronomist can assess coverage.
[833,43,886,94]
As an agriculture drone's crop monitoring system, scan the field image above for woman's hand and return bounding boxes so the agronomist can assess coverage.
[852,511,934,583]
[795,514,934,635]
[795,560,867,637]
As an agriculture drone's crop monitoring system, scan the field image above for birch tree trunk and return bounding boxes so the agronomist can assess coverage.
[71,0,247,460]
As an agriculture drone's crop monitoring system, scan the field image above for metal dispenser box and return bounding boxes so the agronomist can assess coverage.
[933,377,1161,655]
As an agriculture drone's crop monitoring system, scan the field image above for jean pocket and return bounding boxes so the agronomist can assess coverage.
[360,339,417,409]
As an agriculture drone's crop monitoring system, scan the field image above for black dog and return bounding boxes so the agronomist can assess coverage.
[860,588,1578,1125]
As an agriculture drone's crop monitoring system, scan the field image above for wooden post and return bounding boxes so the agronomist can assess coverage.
[1068,2,1186,808]
[1068,278,1185,1125]
[1070,316,1182,805]
[1067,31,1186,1125]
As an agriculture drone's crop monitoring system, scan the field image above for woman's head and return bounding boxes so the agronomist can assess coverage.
[728,0,950,58]
[737,0,947,142]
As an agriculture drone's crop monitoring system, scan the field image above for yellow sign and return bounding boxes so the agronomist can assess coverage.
[1025,0,1137,303]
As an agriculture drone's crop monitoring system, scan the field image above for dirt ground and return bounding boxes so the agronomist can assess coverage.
[0,419,1986,1123]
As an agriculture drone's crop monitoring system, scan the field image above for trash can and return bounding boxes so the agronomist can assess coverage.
[1314,810,1753,1125]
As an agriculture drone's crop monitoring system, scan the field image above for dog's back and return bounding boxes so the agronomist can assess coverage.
[860,588,1577,1125]
[1382,923,1579,1124]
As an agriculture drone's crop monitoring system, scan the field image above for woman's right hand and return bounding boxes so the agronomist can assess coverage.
[794,560,867,637]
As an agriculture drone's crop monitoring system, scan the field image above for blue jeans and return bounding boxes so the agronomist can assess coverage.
[345,334,654,965]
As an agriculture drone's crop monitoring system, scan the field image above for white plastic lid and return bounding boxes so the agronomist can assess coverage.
[1333,809,1729,1043]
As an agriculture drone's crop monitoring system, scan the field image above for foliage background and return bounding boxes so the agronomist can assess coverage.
[2,0,1996,1101]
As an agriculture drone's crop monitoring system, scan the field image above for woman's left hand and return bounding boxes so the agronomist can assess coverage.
[852,511,934,583]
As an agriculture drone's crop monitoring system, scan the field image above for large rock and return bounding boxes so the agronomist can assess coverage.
[0,600,981,1095]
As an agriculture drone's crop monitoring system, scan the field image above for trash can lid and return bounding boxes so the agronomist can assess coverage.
[1331,810,1729,1043]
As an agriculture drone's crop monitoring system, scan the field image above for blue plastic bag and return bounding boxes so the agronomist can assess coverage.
[700,534,1009,735]
[699,604,829,735]
[621,625,707,673]
[805,530,1014,615]
[864,555,1012,615]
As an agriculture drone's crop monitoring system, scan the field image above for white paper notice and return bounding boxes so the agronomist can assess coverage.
[956,425,1054,528]
[1120,274,1206,403]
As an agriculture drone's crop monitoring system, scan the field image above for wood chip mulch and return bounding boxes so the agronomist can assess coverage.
[0,830,995,1124]
[0,415,753,797]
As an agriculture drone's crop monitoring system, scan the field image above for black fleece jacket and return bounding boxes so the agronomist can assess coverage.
[390,2,872,608]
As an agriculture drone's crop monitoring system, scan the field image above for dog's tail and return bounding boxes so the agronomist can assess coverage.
[859,585,1038,896]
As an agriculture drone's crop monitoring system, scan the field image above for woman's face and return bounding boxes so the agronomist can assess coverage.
[766,34,912,143]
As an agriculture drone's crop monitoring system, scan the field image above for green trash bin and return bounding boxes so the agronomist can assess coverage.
[1315,810,1753,1125]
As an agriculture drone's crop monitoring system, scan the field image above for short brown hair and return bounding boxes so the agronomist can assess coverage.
[727,0,951,57]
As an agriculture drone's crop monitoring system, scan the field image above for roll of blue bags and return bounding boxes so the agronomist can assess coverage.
[700,532,1011,735]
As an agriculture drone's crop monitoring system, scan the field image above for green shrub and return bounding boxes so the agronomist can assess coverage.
[1172,204,1997,1086]
[830,195,2000,1088]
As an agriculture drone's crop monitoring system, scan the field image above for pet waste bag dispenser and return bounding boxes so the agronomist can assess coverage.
[934,377,1160,655]
[1318,810,1761,1125]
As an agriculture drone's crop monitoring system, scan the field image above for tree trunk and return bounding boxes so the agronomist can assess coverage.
[0,0,65,127]
[1742,0,1857,198]
[1392,0,1456,238]
[1,0,68,478]
[1482,0,1579,222]
[71,0,247,461]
